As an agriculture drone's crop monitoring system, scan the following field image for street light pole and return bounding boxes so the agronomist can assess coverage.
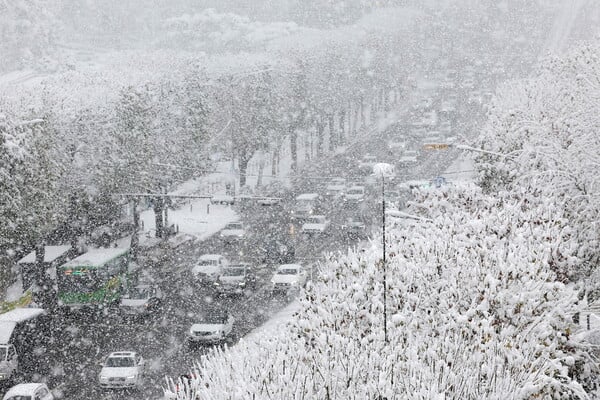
[382,173,388,343]
[373,162,393,344]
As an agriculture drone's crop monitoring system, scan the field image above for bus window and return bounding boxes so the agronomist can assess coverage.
[57,269,100,293]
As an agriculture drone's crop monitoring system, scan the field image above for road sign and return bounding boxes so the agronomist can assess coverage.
[423,143,449,150]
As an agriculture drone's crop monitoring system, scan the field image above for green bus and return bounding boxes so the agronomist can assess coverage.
[57,247,130,310]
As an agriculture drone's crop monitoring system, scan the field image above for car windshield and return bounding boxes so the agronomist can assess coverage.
[199,313,228,324]
[222,267,245,277]
[278,268,298,275]
[5,396,32,400]
[106,356,135,367]
[224,222,242,230]
[126,286,150,299]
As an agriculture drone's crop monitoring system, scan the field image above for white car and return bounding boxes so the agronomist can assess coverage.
[387,140,406,152]
[3,383,54,400]
[192,254,229,283]
[98,351,145,390]
[342,217,367,239]
[219,221,246,241]
[271,264,308,294]
[188,311,234,345]
[358,155,377,172]
[325,178,346,198]
[120,284,163,316]
[344,185,366,203]
[214,263,256,295]
[301,215,330,235]
[291,193,320,220]
[399,150,419,165]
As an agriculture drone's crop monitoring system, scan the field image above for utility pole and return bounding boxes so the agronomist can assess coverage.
[130,198,140,260]
[382,173,388,343]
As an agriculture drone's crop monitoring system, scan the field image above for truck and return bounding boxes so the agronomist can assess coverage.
[0,307,50,384]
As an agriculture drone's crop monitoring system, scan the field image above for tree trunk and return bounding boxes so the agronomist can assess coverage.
[290,126,298,172]
[328,113,336,152]
[257,150,265,188]
[353,104,360,135]
[305,133,311,162]
[359,96,366,128]
[238,149,251,187]
[272,138,282,176]
[383,88,390,112]
[339,108,346,145]
[370,93,377,123]
[153,197,164,239]
[316,117,325,157]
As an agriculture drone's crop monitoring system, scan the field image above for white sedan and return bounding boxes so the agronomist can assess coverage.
[344,185,366,203]
[188,311,234,345]
[325,178,346,198]
[98,351,145,390]
[271,264,308,294]
[399,150,419,165]
[219,221,246,241]
[3,383,54,400]
[301,215,330,235]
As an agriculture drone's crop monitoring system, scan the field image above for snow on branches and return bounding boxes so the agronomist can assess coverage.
[475,42,600,280]
[170,186,590,399]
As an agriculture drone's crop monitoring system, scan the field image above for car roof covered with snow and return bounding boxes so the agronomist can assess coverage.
[3,383,48,398]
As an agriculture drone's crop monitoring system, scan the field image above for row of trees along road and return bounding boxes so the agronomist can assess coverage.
[0,2,558,264]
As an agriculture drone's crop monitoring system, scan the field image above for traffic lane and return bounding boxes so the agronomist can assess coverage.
[50,279,293,400]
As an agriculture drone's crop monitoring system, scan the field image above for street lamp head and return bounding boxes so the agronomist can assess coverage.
[372,162,396,178]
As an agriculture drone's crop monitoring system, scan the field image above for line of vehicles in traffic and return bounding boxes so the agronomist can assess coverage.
[0,224,315,396]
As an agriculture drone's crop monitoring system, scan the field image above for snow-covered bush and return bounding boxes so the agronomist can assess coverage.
[475,42,600,280]
[167,185,591,399]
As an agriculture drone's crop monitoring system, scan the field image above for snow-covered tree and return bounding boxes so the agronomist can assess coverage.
[475,42,600,280]
[166,185,592,399]
[0,0,59,72]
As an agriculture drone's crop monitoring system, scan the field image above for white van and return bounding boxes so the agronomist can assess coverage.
[291,193,320,220]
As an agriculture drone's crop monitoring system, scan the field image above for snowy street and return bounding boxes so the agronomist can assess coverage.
[3,1,599,399]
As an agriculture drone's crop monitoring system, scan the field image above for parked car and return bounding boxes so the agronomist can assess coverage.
[120,284,163,317]
[214,263,256,295]
[301,215,330,235]
[3,383,54,400]
[98,351,145,390]
[344,185,366,203]
[324,178,346,199]
[271,264,308,295]
[187,310,234,345]
[219,221,246,241]
[191,254,229,284]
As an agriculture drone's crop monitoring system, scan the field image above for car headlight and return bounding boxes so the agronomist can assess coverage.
[127,375,137,380]
[238,281,246,286]
[100,376,108,381]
